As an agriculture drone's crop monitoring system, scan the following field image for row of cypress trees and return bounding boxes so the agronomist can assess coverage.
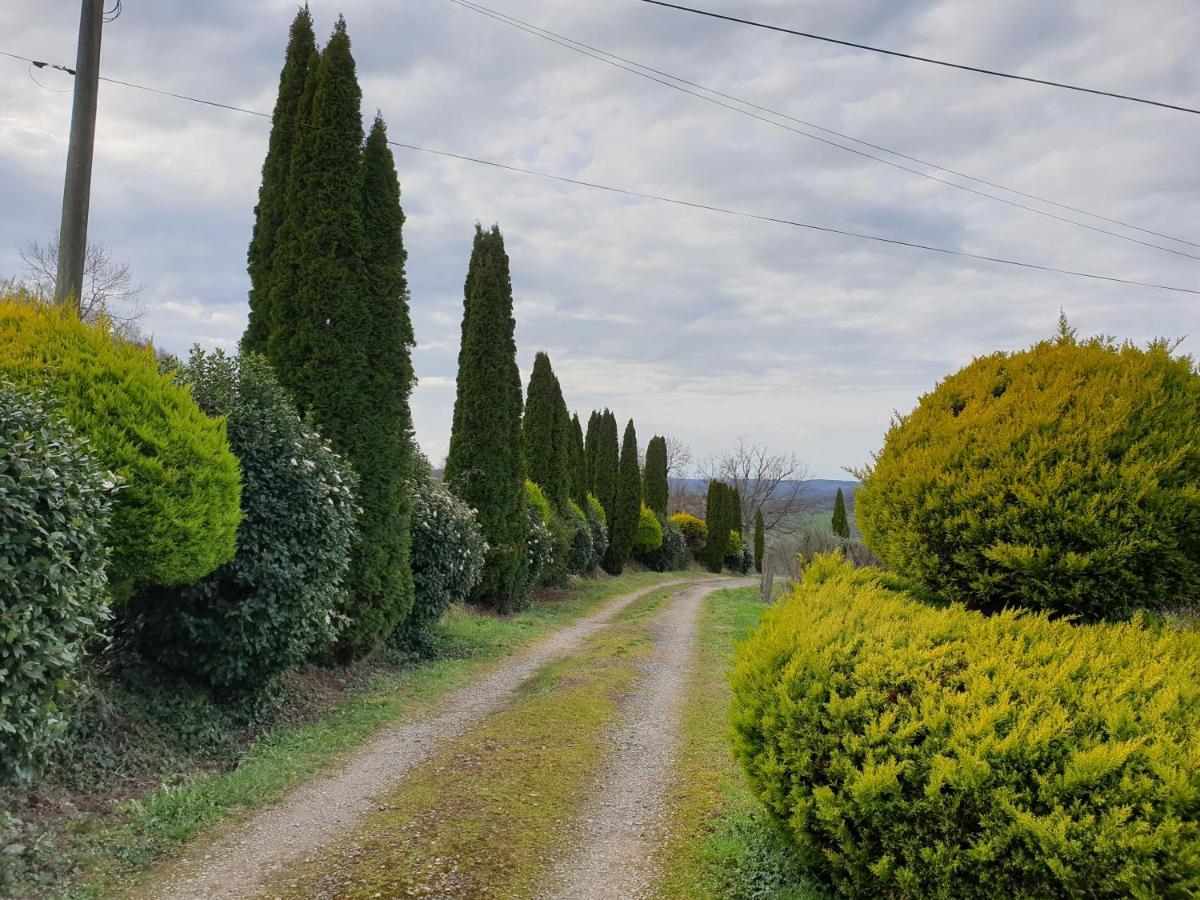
[242,8,415,655]
[702,480,744,573]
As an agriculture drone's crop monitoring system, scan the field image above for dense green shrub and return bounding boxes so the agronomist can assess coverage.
[855,324,1200,620]
[130,350,357,691]
[731,555,1200,899]
[398,459,485,648]
[632,503,664,554]
[563,499,596,575]
[586,493,608,568]
[603,419,641,574]
[0,385,117,782]
[0,298,242,597]
[670,511,707,557]
[638,520,689,572]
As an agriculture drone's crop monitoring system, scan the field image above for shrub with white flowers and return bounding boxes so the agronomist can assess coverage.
[397,457,486,648]
[129,349,358,693]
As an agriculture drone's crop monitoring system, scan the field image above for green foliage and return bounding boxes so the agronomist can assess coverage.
[856,328,1200,621]
[0,385,116,783]
[522,482,553,599]
[586,492,609,568]
[731,556,1200,899]
[243,5,316,354]
[637,520,689,572]
[569,413,587,508]
[591,409,620,528]
[130,349,358,692]
[255,18,415,655]
[522,352,570,507]
[643,435,669,520]
[830,488,850,540]
[398,458,485,650]
[583,410,601,498]
[603,419,641,574]
[725,531,752,574]
[563,499,597,575]
[445,225,529,612]
[525,478,552,525]
[0,298,241,597]
[670,511,707,557]
[753,508,765,573]
[633,503,665,554]
[702,481,741,573]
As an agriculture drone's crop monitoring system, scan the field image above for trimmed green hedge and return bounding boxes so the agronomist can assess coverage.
[855,326,1200,620]
[0,384,117,782]
[731,555,1200,898]
[0,298,241,597]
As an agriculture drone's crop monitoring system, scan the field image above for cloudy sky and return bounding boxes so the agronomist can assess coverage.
[2,1,1196,478]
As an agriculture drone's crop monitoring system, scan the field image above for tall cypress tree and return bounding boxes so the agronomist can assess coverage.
[643,435,669,520]
[603,419,641,574]
[832,487,851,539]
[260,18,414,654]
[570,413,587,507]
[701,480,726,573]
[522,352,569,508]
[584,410,601,495]
[593,409,620,528]
[244,5,315,354]
[753,507,765,573]
[445,225,528,611]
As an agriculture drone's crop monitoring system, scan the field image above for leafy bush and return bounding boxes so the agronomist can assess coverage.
[586,492,608,568]
[731,555,1200,899]
[0,297,242,597]
[524,480,554,597]
[669,511,707,557]
[0,385,117,782]
[540,509,575,587]
[399,458,485,648]
[128,350,357,692]
[563,499,596,575]
[855,324,1200,621]
[632,503,664,554]
[638,520,689,572]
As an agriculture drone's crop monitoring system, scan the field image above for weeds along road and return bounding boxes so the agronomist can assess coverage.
[146,577,730,900]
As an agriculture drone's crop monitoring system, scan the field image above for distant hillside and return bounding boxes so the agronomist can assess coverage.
[670,477,858,512]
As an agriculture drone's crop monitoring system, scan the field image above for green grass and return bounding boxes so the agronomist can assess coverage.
[5,570,682,899]
[264,584,686,899]
[654,587,830,900]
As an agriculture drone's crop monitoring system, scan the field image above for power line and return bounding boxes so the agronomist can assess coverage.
[639,0,1200,116]
[445,0,1200,259]
[2,47,1196,297]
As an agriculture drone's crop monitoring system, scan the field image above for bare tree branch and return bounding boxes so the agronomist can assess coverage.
[699,436,810,532]
[18,231,145,327]
[662,434,694,509]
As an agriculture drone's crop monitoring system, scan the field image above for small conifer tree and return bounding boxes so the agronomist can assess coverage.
[753,507,765,573]
[643,435,669,520]
[603,419,641,574]
[832,487,851,539]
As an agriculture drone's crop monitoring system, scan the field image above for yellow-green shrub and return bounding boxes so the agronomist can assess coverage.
[669,511,706,556]
[0,298,241,596]
[632,503,663,554]
[730,555,1200,898]
[855,325,1200,620]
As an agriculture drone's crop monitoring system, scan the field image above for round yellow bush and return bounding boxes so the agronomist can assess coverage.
[0,297,241,597]
[856,323,1200,620]
[730,555,1200,898]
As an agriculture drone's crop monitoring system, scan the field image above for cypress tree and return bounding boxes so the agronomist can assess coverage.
[522,352,569,507]
[701,480,727,573]
[753,507,765,573]
[570,413,587,507]
[643,435,669,520]
[603,419,641,574]
[731,485,745,537]
[584,410,601,494]
[261,18,415,654]
[244,6,316,354]
[593,409,620,527]
[445,225,528,611]
[832,487,851,539]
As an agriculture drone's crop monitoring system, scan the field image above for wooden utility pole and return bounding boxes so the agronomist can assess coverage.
[54,0,105,312]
